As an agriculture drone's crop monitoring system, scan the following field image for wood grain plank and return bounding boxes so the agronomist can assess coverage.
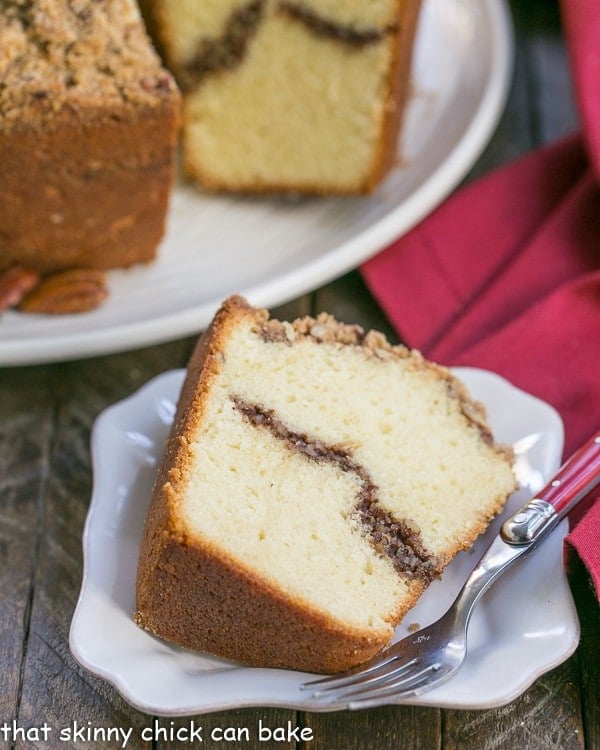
[443,657,584,750]
[303,706,441,750]
[0,367,54,726]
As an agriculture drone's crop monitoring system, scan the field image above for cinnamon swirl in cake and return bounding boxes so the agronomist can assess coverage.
[134,297,516,673]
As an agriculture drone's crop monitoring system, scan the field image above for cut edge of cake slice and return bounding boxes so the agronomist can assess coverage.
[138,0,423,195]
[134,296,517,673]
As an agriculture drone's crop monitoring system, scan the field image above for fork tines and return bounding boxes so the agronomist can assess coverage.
[301,655,445,707]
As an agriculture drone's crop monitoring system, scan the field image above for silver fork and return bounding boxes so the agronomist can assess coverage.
[301,430,600,709]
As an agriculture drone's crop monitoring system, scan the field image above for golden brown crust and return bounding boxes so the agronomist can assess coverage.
[0,0,181,273]
[366,0,423,190]
[136,533,408,674]
[0,102,180,273]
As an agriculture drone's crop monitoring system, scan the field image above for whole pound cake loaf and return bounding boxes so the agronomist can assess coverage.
[135,297,517,674]
[0,0,180,274]
[140,0,422,194]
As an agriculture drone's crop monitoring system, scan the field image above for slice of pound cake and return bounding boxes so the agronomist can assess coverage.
[135,296,516,673]
[139,0,422,194]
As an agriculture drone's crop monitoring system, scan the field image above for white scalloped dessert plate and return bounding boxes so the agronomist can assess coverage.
[0,0,514,365]
[70,367,579,715]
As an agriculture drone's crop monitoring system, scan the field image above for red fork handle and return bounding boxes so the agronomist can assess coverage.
[501,430,600,546]
[537,430,600,519]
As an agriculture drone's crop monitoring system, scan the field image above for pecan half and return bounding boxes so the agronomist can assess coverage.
[0,267,41,312]
[19,269,108,314]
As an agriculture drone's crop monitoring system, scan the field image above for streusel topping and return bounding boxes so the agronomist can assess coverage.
[0,0,178,130]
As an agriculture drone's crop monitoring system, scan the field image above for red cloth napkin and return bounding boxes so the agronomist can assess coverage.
[361,132,600,594]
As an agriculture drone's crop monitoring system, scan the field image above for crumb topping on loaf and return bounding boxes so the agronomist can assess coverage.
[0,0,178,130]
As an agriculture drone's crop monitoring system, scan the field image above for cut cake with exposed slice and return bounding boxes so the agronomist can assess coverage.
[135,296,517,673]
[139,0,422,194]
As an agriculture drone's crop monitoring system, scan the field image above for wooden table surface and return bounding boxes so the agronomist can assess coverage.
[1,1,598,748]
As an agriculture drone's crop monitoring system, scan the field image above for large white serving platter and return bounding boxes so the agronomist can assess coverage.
[70,367,579,714]
[0,0,514,366]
